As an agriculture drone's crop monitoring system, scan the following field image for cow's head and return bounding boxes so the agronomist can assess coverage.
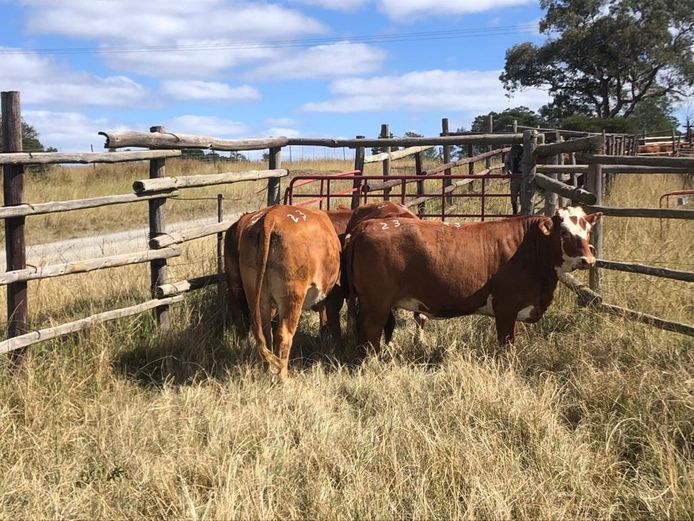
[538,206,602,273]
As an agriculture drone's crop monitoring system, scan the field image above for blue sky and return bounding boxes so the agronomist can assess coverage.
[0,0,553,153]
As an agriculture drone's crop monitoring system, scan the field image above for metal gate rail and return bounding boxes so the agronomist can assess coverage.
[285,173,519,221]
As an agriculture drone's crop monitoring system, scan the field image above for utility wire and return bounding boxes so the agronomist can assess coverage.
[0,24,539,55]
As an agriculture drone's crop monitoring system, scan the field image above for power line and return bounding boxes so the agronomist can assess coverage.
[0,24,539,56]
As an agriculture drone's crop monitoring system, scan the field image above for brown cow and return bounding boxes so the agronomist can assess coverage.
[322,202,419,346]
[237,205,341,379]
[224,208,268,340]
[346,207,601,348]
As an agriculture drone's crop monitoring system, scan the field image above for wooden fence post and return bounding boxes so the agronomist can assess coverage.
[545,130,560,214]
[2,91,28,359]
[148,125,169,330]
[672,127,677,156]
[352,136,365,209]
[415,152,425,216]
[267,146,282,205]
[441,118,452,203]
[521,129,537,215]
[217,193,226,326]
[587,161,603,291]
[467,144,474,191]
[485,114,494,170]
[380,124,391,201]
[512,120,518,133]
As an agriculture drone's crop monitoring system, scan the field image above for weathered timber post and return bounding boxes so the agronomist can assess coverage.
[520,129,538,215]
[217,193,226,326]
[441,118,452,203]
[557,136,568,207]
[267,146,282,205]
[352,136,365,209]
[672,127,677,156]
[148,125,169,329]
[467,144,474,191]
[587,161,603,291]
[380,124,392,201]
[512,119,518,133]
[2,91,28,359]
[545,130,560,214]
[485,114,494,170]
[415,152,425,216]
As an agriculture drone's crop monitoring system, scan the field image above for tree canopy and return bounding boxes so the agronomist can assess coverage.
[470,107,544,132]
[501,0,694,119]
[0,119,51,152]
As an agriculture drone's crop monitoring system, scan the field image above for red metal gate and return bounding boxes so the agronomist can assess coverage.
[284,172,519,221]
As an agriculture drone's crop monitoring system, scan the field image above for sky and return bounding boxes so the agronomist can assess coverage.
[0,0,553,154]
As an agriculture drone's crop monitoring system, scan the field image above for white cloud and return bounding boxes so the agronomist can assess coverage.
[0,48,147,107]
[23,110,130,151]
[266,127,301,137]
[161,80,261,101]
[165,115,249,137]
[20,0,328,77]
[300,69,550,113]
[265,117,298,127]
[247,42,386,80]
[287,0,365,11]
[377,0,534,20]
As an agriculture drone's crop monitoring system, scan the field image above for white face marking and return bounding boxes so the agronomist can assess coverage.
[555,207,595,272]
[556,207,591,240]
[475,294,495,317]
[517,305,535,321]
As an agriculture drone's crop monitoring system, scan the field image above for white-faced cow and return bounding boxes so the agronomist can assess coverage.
[345,207,602,348]
[237,205,341,379]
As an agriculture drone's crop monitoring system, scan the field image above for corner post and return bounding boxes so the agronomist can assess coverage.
[545,130,559,215]
[352,136,365,209]
[148,125,169,330]
[2,91,28,359]
[267,146,282,205]
[415,152,425,216]
[520,129,537,215]
[441,118,452,203]
[380,124,392,201]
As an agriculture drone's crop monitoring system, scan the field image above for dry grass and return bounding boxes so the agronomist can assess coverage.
[0,160,692,519]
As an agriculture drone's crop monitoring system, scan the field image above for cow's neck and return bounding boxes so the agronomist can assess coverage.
[526,218,560,313]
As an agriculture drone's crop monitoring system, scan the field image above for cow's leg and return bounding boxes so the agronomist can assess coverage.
[322,285,344,348]
[494,310,517,345]
[383,312,396,345]
[256,296,281,372]
[275,294,304,380]
[357,301,391,354]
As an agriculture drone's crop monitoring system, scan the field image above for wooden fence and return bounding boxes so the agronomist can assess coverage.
[518,128,694,337]
[1,90,692,357]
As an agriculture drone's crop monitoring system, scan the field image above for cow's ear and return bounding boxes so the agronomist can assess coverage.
[585,212,603,225]
[538,218,553,236]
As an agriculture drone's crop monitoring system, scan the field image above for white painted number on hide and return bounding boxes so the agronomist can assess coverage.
[287,209,308,223]
[380,222,389,230]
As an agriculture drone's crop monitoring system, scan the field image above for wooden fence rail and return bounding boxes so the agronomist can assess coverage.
[100,131,288,151]
[534,135,604,157]
[0,191,177,219]
[581,205,694,219]
[0,296,184,354]
[364,145,434,164]
[559,273,694,337]
[155,274,222,298]
[533,173,596,205]
[596,259,694,282]
[423,148,508,176]
[537,165,691,174]
[149,219,237,249]
[133,169,288,194]
[0,247,180,285]
[287,134,523,148]
[0,149,182,165]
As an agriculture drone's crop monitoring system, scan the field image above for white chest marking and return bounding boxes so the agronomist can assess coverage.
[475,294,495,317]
[517,305,535,321]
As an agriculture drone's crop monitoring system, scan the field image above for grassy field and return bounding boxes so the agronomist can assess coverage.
[0,159,692,519]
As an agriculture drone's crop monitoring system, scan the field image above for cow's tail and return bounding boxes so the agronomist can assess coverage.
[343,232,359,344]
[253,217,281,371]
